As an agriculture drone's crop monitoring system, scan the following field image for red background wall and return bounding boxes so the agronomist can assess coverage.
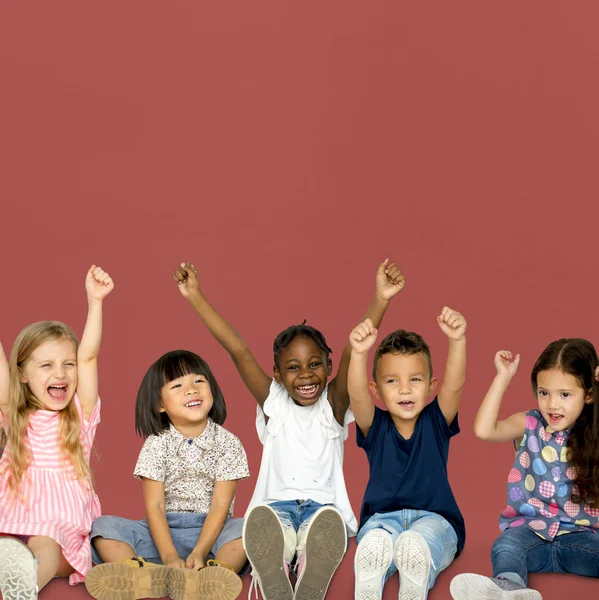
[1,1,598,598]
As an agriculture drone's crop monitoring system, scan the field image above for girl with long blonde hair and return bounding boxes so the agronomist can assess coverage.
[0,265,114,598]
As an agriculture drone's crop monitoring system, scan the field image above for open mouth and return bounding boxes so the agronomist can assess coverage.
[185,400,203,409]
[548,413,564,424]
[398,400,415,410]
[296,384,319,399]
[47,384,68,402]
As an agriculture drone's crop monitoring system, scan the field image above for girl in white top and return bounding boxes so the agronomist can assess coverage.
[173,259,405,600]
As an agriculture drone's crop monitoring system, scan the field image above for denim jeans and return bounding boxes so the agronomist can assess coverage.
[492,526,599,586]
[357,509,458,589]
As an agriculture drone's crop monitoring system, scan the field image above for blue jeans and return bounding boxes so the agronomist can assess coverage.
[90,513,248,573]
[357,509,458,589]
[492,526,599,586]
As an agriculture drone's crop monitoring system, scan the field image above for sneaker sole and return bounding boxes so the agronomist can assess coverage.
[295,507,347,600]
[169,565,242,600]
[85,562,171,600]
[0,537,37,600]
[354,529,393,600]
[394,531,431,600]
[243,505,293,600]
[449,574,542,600]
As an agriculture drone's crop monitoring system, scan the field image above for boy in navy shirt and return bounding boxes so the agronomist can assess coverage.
[348,306,467,600]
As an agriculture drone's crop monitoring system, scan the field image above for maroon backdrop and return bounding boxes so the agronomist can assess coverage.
[1,1,598,598]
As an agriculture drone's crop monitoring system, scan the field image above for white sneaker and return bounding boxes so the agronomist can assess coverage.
[354,529,393,600]
[449,573,542,600]
[294,507,347,600]
[243,505,294,600]
[393,531,431,600]
[0,536,38,600]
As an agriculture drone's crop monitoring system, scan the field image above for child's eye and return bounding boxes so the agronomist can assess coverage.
[561,392,571,399]
[310,362,321,368]
[411,378,421,382]
[386,379,397,384]
[170,383,181,389]
[66,362,76,367]
[288,366,299,371]
[41,364,51,368]
[195,378,205,384]
[538,390,548,396]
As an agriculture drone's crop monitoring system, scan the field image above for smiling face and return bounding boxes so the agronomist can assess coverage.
[370,351,437,424]
[160,372,214,431]
[536,368,593,431]
[274,335,332,406]
[19,337,78,411]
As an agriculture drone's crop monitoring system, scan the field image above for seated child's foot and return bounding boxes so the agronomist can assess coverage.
[294,507,347,600]
[0,536,37,600]
[169,560,242,600]
[243,504,293,600]
[85,556,171,600]
[449,574,542,600]
[393,531,431,600]
[354,528,393,600]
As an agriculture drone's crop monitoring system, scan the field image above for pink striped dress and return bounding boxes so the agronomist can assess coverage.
[0,394,101,585]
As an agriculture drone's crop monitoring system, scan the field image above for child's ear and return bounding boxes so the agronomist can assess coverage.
[369,380,381,400]
[428,376,438,396]
[585,389,595,404]
[18,369,28,384]
[326,358,332,376]
[273,365,282,384]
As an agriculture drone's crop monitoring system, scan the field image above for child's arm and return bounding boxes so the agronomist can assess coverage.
[185,480,237,569]
[77,265,114,420]
[0,341,9,418]
[473,350,526,442]
[329,259,405,425]
[173,262,271,406]
[348,319,379,436]
[142,478,186,568]
[436,307,467,425]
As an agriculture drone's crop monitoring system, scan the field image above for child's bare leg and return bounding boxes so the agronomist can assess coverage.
[27,536,74,590]
[93,537,136,563]
[214,538,246,573]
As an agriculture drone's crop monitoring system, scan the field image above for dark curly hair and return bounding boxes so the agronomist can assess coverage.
[273,321,332,366]
[373,329,433,379]
[531,338,599,508]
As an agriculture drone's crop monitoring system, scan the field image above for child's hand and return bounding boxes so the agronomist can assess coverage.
[173,262,201,298]
[494,350,520,379]
[164,554,186,569]
[350,318,378,354]
[437,307,466,341]
[86,265,114,301]
[376,259,405,301]
[185,551,206,570]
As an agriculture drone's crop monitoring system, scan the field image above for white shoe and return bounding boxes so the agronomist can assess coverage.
[0,536,38,600]
[354,529,393,600]
[394,531,431,600]
[449,573,542,600]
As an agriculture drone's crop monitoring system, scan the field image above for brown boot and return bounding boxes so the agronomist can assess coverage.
[85,556,171,600]
[169,560,242,600]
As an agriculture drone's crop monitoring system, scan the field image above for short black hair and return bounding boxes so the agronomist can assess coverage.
[273,321,332,366]
[373,329,433,379]
[135,350,227,437]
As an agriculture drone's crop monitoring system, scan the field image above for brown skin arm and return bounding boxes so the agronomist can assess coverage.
[328,260,406,426]
[173,263,271,407]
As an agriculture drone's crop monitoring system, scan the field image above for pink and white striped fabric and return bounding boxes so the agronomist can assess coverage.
[0,394,101,585]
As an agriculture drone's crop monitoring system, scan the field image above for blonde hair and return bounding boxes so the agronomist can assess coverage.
[0,321,92,496]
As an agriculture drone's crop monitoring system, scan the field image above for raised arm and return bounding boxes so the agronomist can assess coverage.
[329,259,405,424]
[173,263,271,406]
[185,479,238,569]
[0,341,9,418]
[473,350,526,443]
[348,319,379,436]
[436,307,467,425]
[77,265,114,420]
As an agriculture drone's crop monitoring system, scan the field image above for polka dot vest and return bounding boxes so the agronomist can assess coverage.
[499,409,599,538]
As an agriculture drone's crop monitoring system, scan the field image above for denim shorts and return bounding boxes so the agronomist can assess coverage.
[90,512,248,573]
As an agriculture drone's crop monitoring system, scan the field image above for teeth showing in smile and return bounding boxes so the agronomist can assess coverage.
[549,414,563,420]
[297,385,318,397]
[185,400,202,408]
[47,384,67,399]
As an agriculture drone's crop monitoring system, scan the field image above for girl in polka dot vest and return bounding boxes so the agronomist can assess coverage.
[450,338,599,600]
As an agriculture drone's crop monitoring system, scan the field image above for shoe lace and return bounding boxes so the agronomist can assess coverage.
[248,570,260,600]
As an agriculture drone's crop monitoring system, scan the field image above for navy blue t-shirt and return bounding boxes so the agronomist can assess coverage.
[356,397,465,555]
